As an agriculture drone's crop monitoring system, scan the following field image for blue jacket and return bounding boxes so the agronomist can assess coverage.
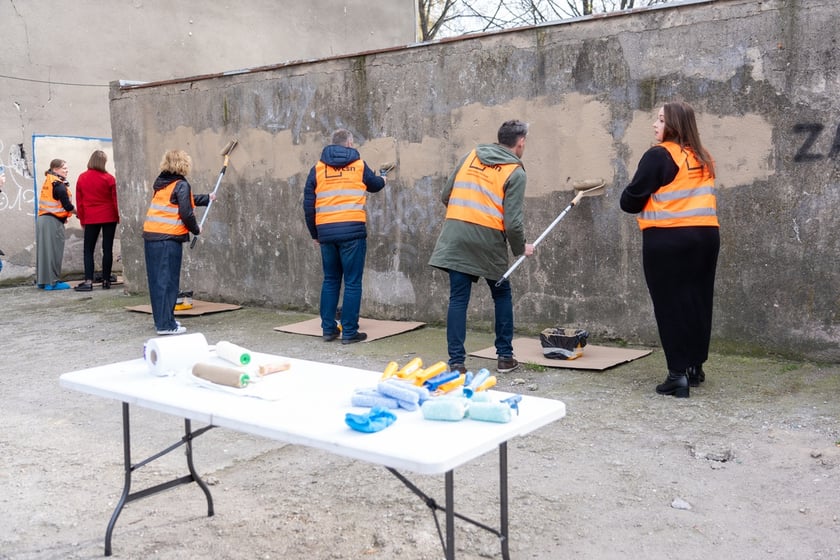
[304,144,385,243]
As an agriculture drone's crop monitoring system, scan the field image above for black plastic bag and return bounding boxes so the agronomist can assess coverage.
[540,327,589,360]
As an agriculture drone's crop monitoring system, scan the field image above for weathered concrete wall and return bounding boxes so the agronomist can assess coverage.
[109,0,840,361]
[0,0,415,281]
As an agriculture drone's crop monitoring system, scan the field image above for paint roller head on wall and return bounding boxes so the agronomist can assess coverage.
[572,178,607,196]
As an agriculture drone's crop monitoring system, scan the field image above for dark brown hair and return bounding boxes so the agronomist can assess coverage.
[663,102,715,178]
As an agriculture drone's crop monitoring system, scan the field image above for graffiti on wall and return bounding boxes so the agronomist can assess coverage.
[792,123,840,162]
[0,140,36,214]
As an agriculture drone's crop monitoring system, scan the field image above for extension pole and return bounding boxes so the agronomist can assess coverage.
[495,181,605,287]
[191,140,238,249]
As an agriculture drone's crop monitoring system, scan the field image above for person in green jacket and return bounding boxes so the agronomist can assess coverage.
[429,120,534,374]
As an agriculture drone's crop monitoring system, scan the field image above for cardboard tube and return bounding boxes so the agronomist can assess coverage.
[192,362,250,388]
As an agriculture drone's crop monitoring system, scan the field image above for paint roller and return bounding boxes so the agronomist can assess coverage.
[192,362,250,388]
[421,397,469,421]
[215,341,251,366]
[496,178,607,286]
[464,368,496,399]
[381,361,400,380]
[465,393,522,423]
[190,139,239,249]
[423,370,461,392]
[412,361,448,386]
[434,373,467,395]
[396,357,423,378]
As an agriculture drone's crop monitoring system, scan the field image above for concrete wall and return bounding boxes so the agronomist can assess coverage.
[0,0,416,281]
[109,0,840,362]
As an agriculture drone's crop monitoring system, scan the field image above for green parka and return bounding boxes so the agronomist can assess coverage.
[428,143,527,281]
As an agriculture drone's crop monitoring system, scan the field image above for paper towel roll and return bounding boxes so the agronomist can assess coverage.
[192,362,250,388]
[216,340,252,365]
[144,333,210,376]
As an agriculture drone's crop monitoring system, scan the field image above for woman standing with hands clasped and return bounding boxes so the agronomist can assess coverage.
[74,150,119,291]
[620,101,719,399]
[36,159,75,290]
[142,150,215,335]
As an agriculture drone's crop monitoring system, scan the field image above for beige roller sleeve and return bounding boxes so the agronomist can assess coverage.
[192,362,250,388]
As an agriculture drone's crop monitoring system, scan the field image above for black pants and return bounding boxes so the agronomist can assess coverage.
[642,226,720,372]
[82,222,118,281]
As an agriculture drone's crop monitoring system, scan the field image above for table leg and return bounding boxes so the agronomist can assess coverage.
[387,442,511,559]
[445,470,455,560]
[499,441,510,560]
[103,402,215,556]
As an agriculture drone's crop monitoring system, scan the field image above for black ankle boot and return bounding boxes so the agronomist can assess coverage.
[687,365,705,387]
[656,370,689,398]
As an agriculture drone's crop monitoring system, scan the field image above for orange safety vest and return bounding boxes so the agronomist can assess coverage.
[637,142,718,230]
[143,181,193,235]
[445,150,519,231]
[314,159,367,225]
[38,173,73,219]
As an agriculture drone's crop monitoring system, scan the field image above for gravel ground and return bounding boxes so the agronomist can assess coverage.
[1,284,839,560]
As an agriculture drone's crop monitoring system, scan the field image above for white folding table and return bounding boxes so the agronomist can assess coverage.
[60,353,566,559]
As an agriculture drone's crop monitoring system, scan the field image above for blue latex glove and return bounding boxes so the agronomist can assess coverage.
[345,406,397,433]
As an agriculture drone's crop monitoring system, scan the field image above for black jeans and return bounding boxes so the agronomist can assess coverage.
[82,222,118,281]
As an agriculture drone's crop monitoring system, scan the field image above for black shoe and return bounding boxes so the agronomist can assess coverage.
[341,332,367,345]
[102,279,111,290]
[497,356,519,373]
[656,370,690,398]
[74,281,93,292]
[322,332,339,342]
[687,365,706,387]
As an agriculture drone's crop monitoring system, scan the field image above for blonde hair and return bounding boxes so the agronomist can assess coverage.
[159,150,192,176]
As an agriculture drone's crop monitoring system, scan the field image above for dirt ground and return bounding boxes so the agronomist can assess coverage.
[1,283,839,560]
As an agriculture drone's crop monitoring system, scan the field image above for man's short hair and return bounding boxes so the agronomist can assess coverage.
[331,129,353,147]
[497,120,529,148]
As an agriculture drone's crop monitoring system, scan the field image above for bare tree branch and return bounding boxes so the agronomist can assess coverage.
[417,0,675,41]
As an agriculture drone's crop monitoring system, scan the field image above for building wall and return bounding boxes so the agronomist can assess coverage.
[0,0,416,280]
[78,0,840,360]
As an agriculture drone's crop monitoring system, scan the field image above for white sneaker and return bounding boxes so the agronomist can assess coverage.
[156,326,187,335]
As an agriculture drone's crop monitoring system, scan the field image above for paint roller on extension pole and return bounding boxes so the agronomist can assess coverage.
[495,178,607,287]
[190,139,239,249]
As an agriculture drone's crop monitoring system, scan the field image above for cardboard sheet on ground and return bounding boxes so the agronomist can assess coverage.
[470,337,651,371]
[126,300,242,316]
[274,317,425,343]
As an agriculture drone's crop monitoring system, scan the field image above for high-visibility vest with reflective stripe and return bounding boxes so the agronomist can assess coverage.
[38,173,73,219]
[445,150,519,231]
[637,142,718,230]
[314,159,367,225]
[143,181,193,235]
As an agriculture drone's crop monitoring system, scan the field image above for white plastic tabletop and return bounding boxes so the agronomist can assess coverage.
[60,353,566,475]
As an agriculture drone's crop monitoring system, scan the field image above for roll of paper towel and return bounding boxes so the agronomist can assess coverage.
[144,333,210,376]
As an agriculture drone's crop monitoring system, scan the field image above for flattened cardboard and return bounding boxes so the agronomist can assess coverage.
[274,316,424,343]
[470,337,651,371]
[126,300,242,316]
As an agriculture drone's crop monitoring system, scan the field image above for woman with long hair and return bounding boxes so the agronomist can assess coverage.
[620,101,720,398]
[74,150,119,291]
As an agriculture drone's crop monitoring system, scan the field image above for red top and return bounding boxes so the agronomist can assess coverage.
[76,169,119,225]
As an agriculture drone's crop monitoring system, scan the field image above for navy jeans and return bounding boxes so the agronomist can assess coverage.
[320,237,366,339]
[144,239,183,331]
[446,269,514,367]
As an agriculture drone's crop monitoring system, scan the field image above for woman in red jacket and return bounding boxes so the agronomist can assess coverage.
[74,150,120,291]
